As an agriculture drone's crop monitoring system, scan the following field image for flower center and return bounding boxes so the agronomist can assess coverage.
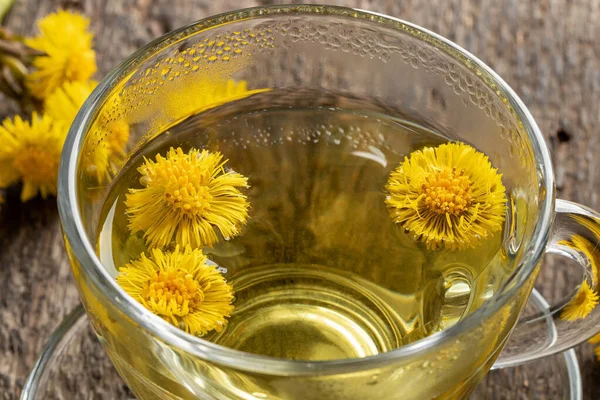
[12,146,58,184]
[421,167,473,215]
[165,180,213,217]
[65,49,96,81]
[151,159,214,217]
[142,269,204,316]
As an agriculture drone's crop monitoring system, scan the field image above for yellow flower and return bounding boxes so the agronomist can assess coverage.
[26,10,97,99]
[44,80,98,122]
[126,147,249,249]
[385,142,507,250]
[116,246,234,336]
[45,80,130,183]
[0,113,66,201]
[560,281,599,321]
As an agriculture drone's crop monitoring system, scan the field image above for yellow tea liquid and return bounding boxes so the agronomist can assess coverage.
[97,92,504,361]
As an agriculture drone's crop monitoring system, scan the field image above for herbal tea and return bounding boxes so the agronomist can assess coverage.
[97,90,506,361]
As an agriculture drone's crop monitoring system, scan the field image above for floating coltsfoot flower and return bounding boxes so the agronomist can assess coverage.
[116,246,234,336]
[385,142,507,250]
[126,147,249,249]
[26,10,97,99]
[0,113,66,201]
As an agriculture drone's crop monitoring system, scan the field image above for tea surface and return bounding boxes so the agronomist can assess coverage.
[97,92,504,361]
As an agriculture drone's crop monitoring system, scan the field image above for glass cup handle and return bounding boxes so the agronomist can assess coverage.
[494,199,600,368]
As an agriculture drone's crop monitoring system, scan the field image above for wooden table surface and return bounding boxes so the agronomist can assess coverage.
[0,0,599,399]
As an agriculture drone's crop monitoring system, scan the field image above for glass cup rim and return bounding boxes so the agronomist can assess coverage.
[58,4,555,375]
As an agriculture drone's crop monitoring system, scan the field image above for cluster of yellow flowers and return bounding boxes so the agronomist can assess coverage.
[0,11,118,203]
[117,147,249,336]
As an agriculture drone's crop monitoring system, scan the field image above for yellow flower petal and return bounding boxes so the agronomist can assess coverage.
[44,80,98,123]
[26,10,97,99]
[126,147,250,249]
[116,246,234,336]
[0,113,66,201]
[385,142,507,250]
[560,281,599,321]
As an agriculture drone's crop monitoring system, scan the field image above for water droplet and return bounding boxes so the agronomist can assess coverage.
[139,176,150,186]
[367,374,379,385]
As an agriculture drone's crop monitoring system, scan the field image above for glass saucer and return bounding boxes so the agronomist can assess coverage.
[22,289,582,399]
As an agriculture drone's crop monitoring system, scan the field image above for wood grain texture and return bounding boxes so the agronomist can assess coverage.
[0,0,598,398]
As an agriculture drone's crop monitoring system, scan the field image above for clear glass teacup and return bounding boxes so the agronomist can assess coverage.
[58,5,600,399]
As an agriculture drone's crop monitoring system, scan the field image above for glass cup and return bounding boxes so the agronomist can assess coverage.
[58,5,600,399]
